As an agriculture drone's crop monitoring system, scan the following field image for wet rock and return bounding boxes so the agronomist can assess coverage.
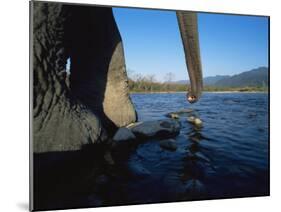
[187,116,195,123]
[113,127,136,143]
[194,118,202,126]
[187,116,203,127]
[130,119,180,139]
[111,128,137,158]
[159,139,177,151]
[168,113,180,119]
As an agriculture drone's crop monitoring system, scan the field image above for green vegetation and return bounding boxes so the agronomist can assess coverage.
[128,78,187,93]
[127,69,268,93]
[128,77,268,93]
[127,71,185,92]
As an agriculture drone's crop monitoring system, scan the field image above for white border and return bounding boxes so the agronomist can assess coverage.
[0,0,280,212]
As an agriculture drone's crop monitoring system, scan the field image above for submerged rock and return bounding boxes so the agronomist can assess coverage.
[130,119,180,139]
[178,108,193,113]
[159,139,177,151]
[166,108,193,118]
[168,113,180,119]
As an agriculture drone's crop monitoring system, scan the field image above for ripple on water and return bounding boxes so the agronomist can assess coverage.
[85,93,269,205]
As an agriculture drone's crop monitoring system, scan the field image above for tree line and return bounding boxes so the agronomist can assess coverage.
[127,70,268,93]
[127,71,187,92]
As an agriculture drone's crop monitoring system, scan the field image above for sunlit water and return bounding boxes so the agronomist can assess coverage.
[44,92,269,209]
[91,92,269,206]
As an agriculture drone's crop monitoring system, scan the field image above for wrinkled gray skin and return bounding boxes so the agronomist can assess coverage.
[32,2,203,153]
[177,11,203,103]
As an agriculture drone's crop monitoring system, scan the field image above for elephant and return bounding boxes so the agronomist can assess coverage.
[31,1,203,154]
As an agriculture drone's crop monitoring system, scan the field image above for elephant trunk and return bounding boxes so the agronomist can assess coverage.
[177,11,203,103]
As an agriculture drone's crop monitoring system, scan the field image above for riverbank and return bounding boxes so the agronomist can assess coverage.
[129,91,268,94]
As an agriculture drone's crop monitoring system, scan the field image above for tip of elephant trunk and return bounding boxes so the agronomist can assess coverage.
[186,82,202,103]
[187,95,197,103]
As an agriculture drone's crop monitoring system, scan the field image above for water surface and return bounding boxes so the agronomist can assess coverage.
[99,92,269,205]
[45,92,269,209]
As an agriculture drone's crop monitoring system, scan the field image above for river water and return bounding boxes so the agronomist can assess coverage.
[43,92,269,209]
[92,92,269,206]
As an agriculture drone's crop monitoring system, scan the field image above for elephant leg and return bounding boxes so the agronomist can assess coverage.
[32,2,107,153]
[66,6,137,132]
[103,32,138,129]
[31,3,135,210]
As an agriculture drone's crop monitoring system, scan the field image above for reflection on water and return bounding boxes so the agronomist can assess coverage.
[123,92,269,203]
[42,93,269,209]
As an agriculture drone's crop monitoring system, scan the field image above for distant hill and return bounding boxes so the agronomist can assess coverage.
[172,75,230,85]
[172,67,268,88]
[215,67,268,87]
[204,75,230,86]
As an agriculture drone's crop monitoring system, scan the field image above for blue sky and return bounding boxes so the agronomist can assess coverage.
[113,8,268,81]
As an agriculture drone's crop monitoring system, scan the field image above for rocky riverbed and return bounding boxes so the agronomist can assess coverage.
[110,109,203,155]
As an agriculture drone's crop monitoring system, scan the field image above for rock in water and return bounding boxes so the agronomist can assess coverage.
[180,108,193,113]
[187,116,203,127]
[159,139,177,151]
[113,127,136,143]
[187,116,196,123]
[166,109,193,118]
[130,119,180,139]
[167,113,180,119]
[194,118,203,126]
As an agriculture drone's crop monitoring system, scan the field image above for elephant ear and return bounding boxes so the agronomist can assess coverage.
[176,11,203,103]
[32,2,109,153]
